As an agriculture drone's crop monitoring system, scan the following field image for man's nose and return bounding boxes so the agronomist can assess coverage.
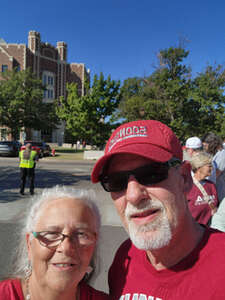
[125,175,148,205]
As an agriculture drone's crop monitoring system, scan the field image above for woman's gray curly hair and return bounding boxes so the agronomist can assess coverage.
[8,185,101,280]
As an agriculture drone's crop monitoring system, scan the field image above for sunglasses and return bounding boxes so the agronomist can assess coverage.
[100,158,181,192]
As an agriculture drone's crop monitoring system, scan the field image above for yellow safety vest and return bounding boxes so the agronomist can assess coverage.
[19,150,37,168]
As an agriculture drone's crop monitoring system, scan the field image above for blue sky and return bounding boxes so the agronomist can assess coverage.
[1,0,225,83]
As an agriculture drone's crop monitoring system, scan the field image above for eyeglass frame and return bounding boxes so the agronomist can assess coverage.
[32,230,97,249]
[100,157,182,193]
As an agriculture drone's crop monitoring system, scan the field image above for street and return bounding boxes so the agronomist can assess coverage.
[0,157,128,292]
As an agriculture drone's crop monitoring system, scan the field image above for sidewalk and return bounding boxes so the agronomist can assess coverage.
[0,185,122,227]
[0,156,122,226]
[0,192,27,223]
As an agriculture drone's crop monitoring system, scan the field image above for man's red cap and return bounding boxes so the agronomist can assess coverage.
[91,120,183,183]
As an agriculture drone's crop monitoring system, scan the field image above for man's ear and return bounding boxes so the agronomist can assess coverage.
[180,161,193,194]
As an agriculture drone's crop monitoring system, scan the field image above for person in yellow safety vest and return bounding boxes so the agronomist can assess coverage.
[19,143,39,195]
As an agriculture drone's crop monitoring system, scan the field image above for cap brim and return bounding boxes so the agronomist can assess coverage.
[91,143,173,183]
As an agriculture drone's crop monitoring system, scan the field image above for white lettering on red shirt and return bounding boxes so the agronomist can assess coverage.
[119,294,162,300]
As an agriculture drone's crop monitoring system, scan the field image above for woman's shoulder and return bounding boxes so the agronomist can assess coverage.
[0,278,19,288]
[203,179,216,187]
[80,282,111,300]
[0,278,23,299]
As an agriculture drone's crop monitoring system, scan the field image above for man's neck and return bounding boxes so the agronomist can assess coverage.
[146,220,205,270]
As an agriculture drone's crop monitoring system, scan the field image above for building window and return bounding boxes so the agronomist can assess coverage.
[0,128,7,140]
[48,76,54,85]
[42,71,55,100]
[2,65,8,72]
[43,75,47,85]
[45,88,54,99]
[41,128,52,142]
[43,90,48,98]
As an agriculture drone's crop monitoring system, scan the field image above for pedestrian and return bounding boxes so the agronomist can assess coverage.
[0,186,110,300]
[183,136,202,161]
[77,140,81,150]
[187,152,218,225]
[211,196,225,232]
[91,119,225,299]
[51,148,56,157]
[19,143,38,195]
[202,132,225,202]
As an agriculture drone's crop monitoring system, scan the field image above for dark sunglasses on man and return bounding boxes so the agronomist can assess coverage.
[100,157,182,192]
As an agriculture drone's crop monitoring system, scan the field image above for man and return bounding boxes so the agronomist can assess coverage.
[19,143,38,195]
[184,136,202,160]
[91,120,225,299]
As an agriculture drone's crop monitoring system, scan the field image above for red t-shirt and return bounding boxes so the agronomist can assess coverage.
[108,227,225,300]
[187,179,218,224]
[0,279,23,300]
[0,278,110,300]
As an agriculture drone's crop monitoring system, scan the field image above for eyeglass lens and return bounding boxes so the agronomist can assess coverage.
[33,231,96,248]
[101,162,170,192]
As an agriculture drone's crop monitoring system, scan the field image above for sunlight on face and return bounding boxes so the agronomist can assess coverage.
[27,197,97,293]
[108,153,186,251]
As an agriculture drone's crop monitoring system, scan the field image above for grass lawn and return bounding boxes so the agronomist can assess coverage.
[48,148,84,160]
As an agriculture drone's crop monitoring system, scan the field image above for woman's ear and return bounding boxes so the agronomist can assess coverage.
[180,161,193,194]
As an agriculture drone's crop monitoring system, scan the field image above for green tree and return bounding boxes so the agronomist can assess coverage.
[118,46,225,140]
[0,68,59,139]
[191,64,225,137]
[57,72,121,148]
[119,47,192,139]
[117,77,145,121]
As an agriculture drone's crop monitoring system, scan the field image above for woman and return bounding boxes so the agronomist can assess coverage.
[187,152,219,225]
[0,185,110,300]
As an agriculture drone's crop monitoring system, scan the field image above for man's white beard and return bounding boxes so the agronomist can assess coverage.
[125,199,172,250]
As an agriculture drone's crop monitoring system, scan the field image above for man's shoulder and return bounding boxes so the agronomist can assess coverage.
[214,149,225,164]
[113,238,144,263]
[117,238,134,253]
[206,227,225,247]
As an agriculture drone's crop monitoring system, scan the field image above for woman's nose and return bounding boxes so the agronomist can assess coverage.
[56,235,80,255]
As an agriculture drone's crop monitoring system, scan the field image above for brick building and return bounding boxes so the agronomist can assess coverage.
[0,31,90,144]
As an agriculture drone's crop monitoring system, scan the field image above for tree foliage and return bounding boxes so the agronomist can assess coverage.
[191,65,225,137]
[56,72,121,148]
[118,46,225,141]
[0,68,59,139]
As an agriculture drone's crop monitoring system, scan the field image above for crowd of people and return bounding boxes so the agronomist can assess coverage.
[183,132,225,228]
[1,119,225,299]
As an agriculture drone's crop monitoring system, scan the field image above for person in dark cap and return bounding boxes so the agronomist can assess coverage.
[91,119,225,300]
[19,143,38,195]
